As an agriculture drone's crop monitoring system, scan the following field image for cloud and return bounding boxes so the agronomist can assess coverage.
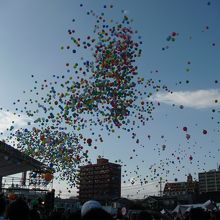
[0,110,30,133]
[149,89,220,109]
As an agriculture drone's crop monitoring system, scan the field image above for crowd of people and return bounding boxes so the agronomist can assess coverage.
[0,194,220,220]
[0,194,80,220]
[171,208,220,220]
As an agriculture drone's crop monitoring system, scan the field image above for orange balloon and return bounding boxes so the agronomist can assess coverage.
[44,173,54,181]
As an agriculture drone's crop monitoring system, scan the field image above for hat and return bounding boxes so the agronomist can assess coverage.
[81,200,102,217]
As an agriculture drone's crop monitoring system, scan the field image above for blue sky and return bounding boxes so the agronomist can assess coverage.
[0,0,220,198]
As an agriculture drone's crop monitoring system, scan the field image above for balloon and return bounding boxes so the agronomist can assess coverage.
[186,134,191,140]
[86,138,92,146]
[203,129,208,135]
[44,173,54,182]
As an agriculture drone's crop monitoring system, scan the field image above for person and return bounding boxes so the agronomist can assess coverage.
[189,207,209,220]
[29,204,41,220]
[129,212,138,220]
[6,198,29,220]
[66,211,81,220]
[47,211,63,220]
[0,196,6,220]
[136,211,152,220]
[82,208,113,220]
[81,200,113,220]
[116,208,123,219]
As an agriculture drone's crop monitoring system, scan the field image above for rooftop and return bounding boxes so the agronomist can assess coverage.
[0,141,50,176]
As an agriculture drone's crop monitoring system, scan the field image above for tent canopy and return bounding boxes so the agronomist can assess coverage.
[0,141,49,176]
[172,200,219,214]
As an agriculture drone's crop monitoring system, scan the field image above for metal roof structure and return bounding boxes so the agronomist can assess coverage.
[0,141,49,177]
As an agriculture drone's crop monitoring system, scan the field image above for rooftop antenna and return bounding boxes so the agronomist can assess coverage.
[102,146,105,158]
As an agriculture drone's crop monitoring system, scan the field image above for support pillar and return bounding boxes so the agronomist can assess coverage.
[0,176,2,192]
[21,172,27,186]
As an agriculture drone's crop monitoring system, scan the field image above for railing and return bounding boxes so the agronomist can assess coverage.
[2,175,52,191]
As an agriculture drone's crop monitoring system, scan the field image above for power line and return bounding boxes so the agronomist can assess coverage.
[121,180,159,189]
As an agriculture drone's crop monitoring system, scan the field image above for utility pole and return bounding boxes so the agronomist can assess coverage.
[159,177,163,197]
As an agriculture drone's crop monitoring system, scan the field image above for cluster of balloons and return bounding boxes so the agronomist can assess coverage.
[162,31,179,51]
[29,171,54,186]
[1,2,219,197]
[1,4,171,189]
[181,126,208,141]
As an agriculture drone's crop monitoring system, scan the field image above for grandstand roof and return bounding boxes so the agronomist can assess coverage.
[0,141,48,176]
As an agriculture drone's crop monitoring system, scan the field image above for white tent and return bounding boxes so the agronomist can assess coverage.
[203,200,216,210]
[172,205,194,215]
[172,200,218,214]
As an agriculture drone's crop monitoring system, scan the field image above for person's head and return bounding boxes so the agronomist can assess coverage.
[136,211,152,220]
[81,200,102,217]
[67,211,81,220]
[129,212,137,220]
[0,196,6,215]
[189,207,209,220]
[6,198,29,220]
[30,207,40,220]
[48,211,62,220]
[81,200,112,220]
[82,208,113,220]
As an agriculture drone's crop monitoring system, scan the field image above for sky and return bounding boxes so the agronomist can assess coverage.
[0,0,220,199]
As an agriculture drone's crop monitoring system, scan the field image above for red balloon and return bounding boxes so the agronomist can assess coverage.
[87,138,92,146]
